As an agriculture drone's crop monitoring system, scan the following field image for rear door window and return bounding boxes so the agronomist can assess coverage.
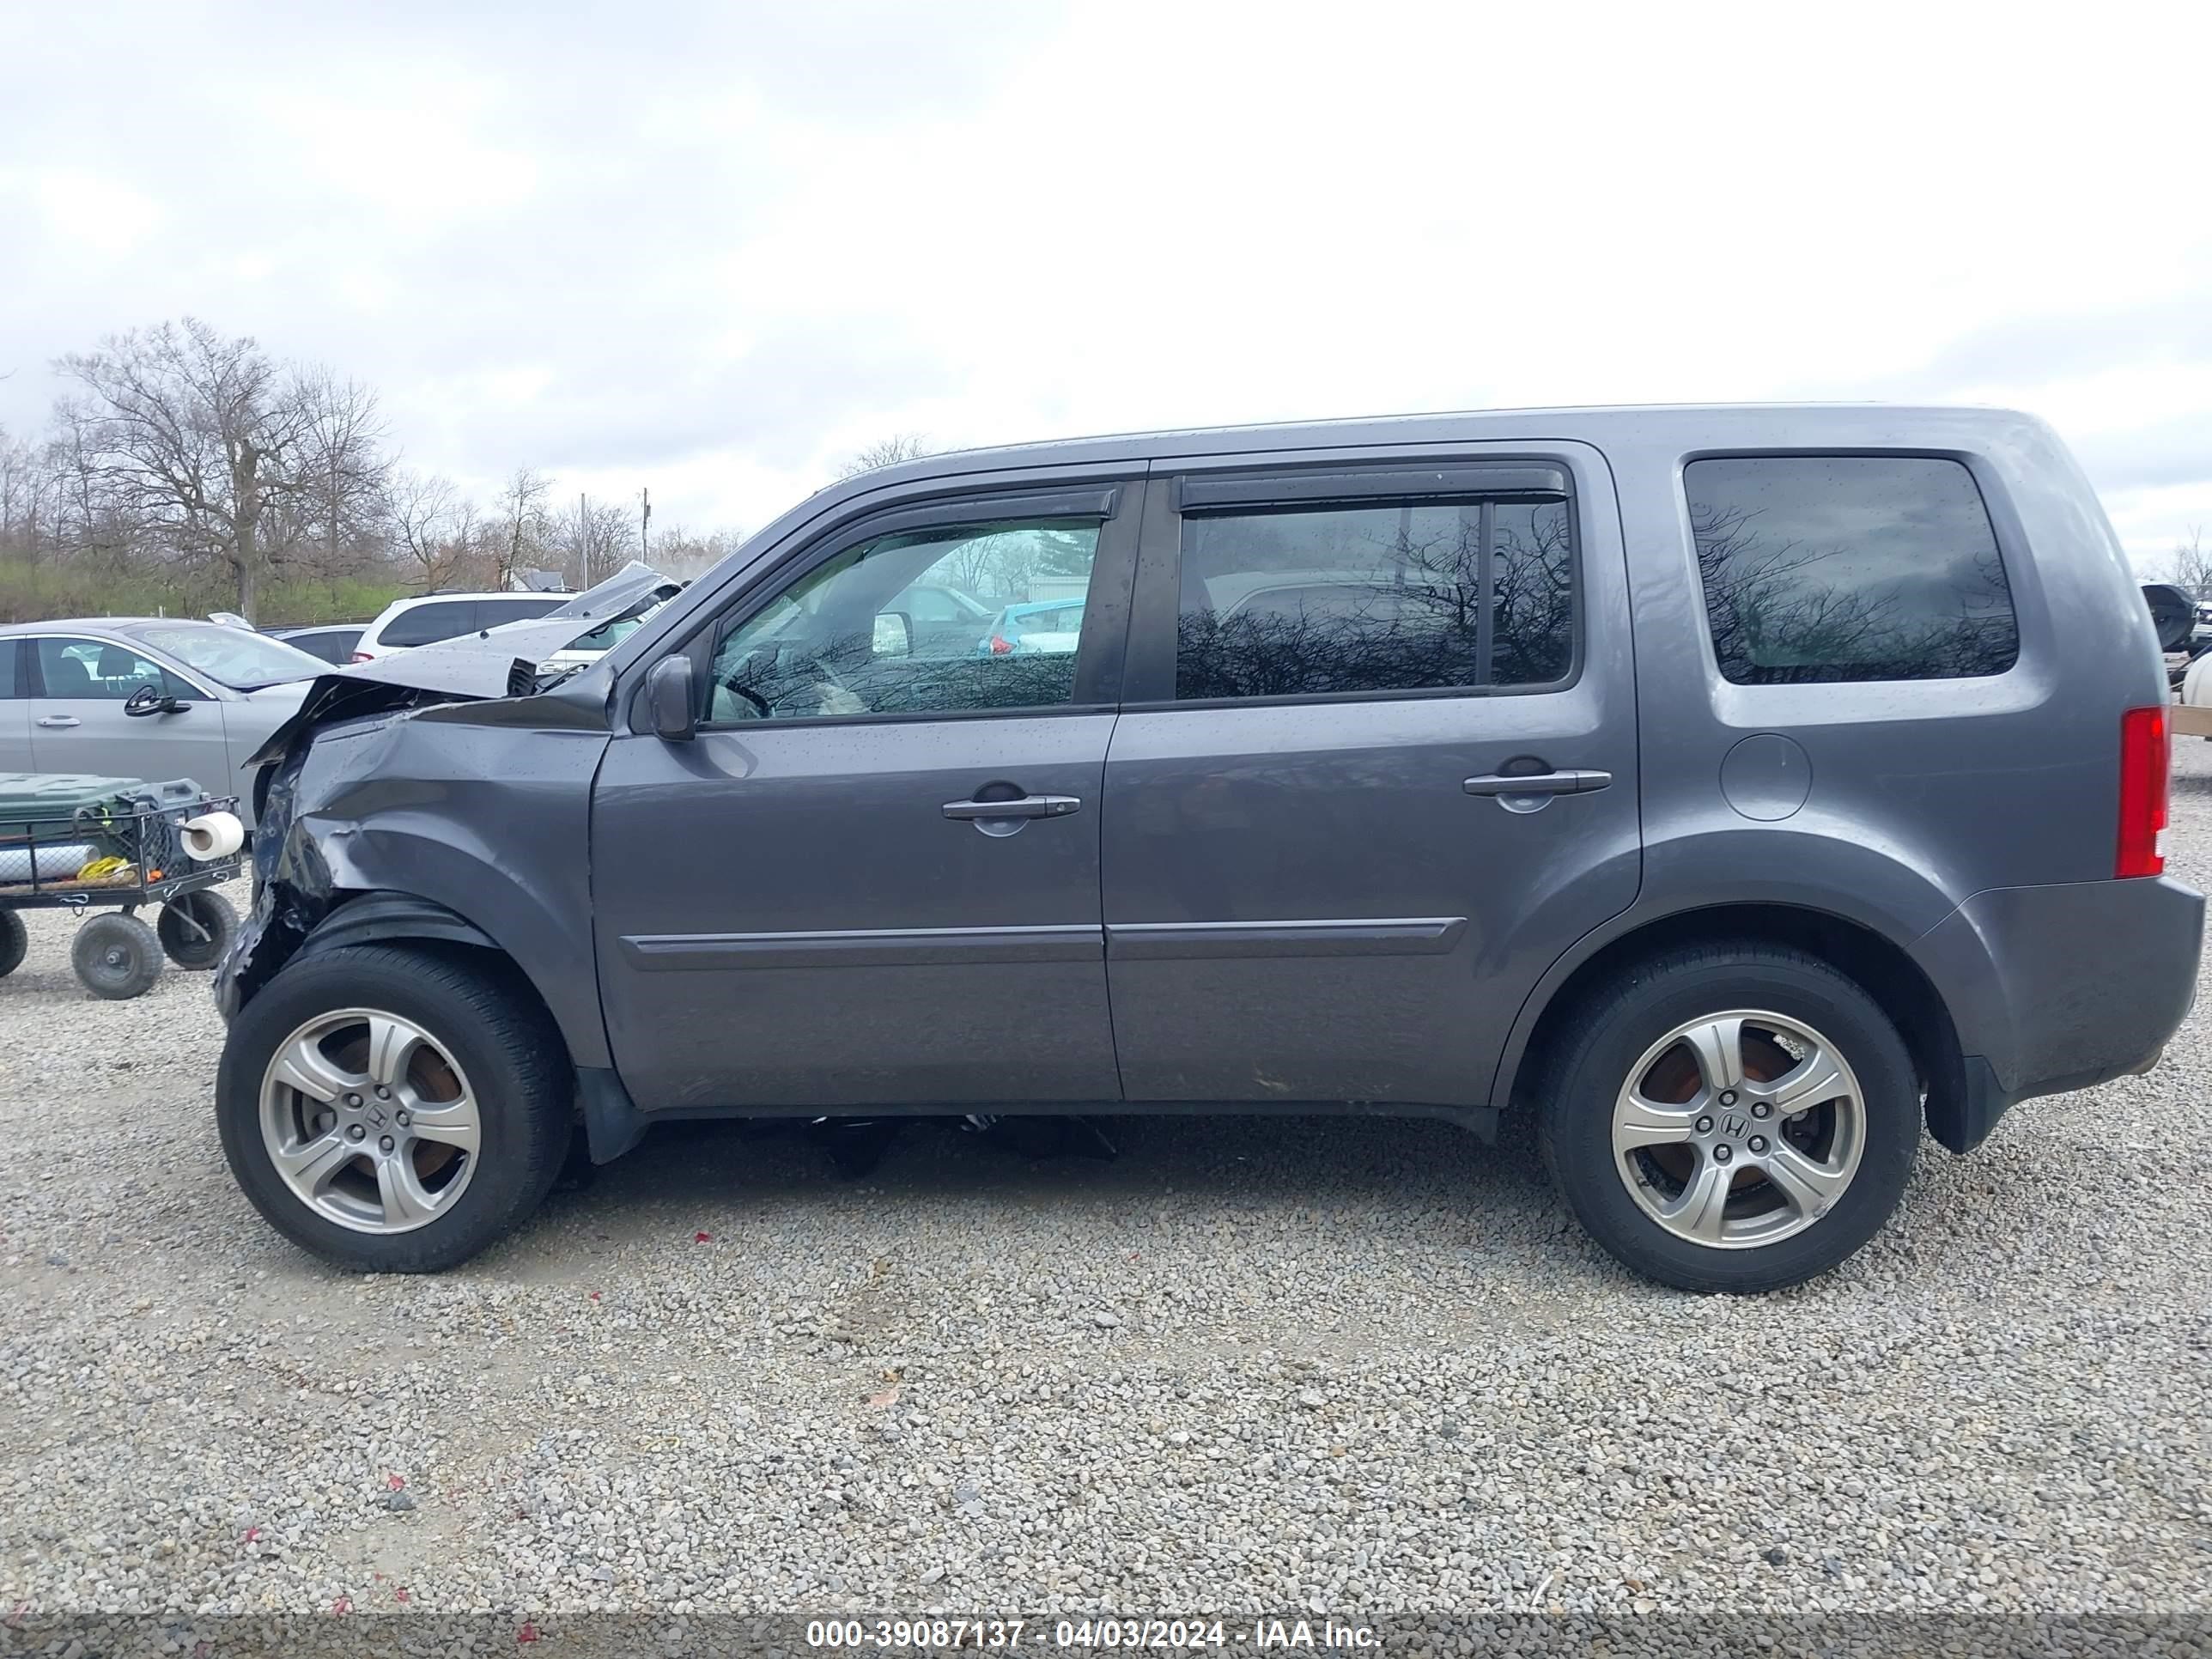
[378,600,480,648]
[1685,456,2018,684]
[1173,496,1575,700]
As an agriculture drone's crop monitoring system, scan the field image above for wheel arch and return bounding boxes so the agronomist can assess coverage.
[1496,901,1972,1152]
[293,890,587,1079]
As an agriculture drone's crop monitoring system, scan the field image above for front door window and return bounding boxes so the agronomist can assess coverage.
[705,519,1102,722]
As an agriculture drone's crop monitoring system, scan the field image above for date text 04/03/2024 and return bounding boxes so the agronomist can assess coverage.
[804,1620,1382,1650]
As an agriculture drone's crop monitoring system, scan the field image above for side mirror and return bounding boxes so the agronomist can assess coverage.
[872,611,913,657]
[645,655,696,742]
[124,684,187,718]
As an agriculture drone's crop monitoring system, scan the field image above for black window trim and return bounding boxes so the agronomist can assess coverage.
[1176,463,1568,513]
[1120,462,1585,710]
[662,480,1142,735]
[1677,447,2023,690]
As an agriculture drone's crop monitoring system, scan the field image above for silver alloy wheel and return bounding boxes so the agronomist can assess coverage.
[258,1007,483,1235]
[1610,1008,1866,1250]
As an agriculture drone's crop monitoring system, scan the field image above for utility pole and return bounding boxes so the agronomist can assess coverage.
[578,491,589,588]
[640,486,651,563]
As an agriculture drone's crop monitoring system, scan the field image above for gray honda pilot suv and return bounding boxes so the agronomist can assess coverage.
[212,405,2204,1292]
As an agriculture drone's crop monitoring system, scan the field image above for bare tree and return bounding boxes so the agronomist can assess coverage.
[52,318,323,617]
[493,466,552,590]
[386,469,462,590]
[289,368,390,572]
[0,427,53,563]
[2161,528,2212,600]
[836,433,934,480]
[556,493,637,589]
[647,523,744,581]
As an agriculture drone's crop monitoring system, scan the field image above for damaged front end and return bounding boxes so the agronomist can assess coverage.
[213,567,672,1046]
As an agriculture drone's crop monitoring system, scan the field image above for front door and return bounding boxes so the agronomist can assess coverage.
[592,482,1143,1112]
[1100,447,1641,1106]
[0,641,28,772]
[25,635,231,794]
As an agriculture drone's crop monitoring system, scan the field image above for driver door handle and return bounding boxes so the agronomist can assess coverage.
[1462,769,1611,796]
[942,794,1083,820]
[36,716,80,729]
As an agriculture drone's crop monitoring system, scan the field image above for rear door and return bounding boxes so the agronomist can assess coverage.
[1100,445,1640,1105]
[26,635,232,793]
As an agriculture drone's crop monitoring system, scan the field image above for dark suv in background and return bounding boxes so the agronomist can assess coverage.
[212,405,2203,1291]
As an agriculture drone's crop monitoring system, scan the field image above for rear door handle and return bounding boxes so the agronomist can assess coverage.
[36,716,80,729]
[943,794,1083,820]
[1462,769,1611,796]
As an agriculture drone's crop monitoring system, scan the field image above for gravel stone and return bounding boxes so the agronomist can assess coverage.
[4,760,2212,1632]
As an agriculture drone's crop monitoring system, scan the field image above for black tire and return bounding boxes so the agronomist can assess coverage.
[0,910,26,978]
[72,913,163,1000]
[1536,941,1919,1294]
[215,945,572,1273]
[157,890,240,969]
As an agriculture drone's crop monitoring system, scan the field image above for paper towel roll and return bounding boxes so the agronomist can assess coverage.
[180,812,245,861]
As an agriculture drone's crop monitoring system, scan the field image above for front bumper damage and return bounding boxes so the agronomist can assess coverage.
[214,563,678,1024]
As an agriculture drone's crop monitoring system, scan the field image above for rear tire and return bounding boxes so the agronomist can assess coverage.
[0,910,26,978]
[216,945,572,1273]
[159,890,240,969]
[1537,942,1919,1293]
[73,914,162,1000]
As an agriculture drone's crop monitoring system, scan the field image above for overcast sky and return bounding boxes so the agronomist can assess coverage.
[4,0,2208,568]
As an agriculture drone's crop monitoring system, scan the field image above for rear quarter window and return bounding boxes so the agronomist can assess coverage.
[1685,455,2018,684]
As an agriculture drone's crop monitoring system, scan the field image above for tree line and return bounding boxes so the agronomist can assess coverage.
[0,318,747,626]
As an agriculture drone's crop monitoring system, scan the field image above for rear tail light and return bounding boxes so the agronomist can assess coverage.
[349,651,374,663]
[988,635,1013,655]
[2117,705,2169,878]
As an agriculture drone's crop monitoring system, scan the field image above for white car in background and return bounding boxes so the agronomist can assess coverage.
[349,592,573,661]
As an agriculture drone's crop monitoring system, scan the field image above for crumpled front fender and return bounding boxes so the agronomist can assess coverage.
[216,702,615,1070]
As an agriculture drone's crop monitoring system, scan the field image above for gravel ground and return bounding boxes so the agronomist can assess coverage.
[2,754,2209,1650]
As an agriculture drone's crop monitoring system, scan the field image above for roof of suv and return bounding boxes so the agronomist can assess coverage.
[831,403,2037,488]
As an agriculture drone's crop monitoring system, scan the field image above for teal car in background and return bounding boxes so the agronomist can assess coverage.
[978,599,1085,656]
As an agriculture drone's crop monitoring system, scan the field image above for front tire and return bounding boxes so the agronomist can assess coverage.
[216,945,572,1273]
[1538,942,1919,1293]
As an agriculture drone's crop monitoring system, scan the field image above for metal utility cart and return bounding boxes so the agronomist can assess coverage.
[0,774,245,1000]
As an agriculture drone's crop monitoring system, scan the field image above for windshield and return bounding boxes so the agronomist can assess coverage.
[135,625,327,689]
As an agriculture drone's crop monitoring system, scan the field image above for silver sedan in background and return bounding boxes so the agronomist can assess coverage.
[0,619,328,828]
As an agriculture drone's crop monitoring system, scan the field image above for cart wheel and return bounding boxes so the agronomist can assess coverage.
[0,911,25,978]
[158,890,240,970]
[73,914,163,1000]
